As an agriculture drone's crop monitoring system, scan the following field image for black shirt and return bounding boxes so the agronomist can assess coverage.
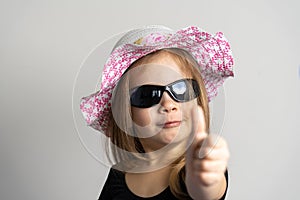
[99,168,228,200]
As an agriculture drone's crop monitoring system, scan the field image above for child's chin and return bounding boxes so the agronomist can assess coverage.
[159,132,182,145]
[161,138,175,145]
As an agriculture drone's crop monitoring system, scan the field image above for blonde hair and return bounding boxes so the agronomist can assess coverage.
[106,48,210,198]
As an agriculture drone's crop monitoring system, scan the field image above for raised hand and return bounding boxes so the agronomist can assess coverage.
[185,107,230,200]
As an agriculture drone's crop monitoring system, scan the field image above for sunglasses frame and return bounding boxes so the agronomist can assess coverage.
[130,78,200,108]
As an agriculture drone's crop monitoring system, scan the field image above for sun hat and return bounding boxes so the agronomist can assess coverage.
[80,25,234,135]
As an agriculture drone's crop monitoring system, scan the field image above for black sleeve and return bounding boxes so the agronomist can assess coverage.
[98,168,127,200]
[219,169,229,200]
[98,169,113,200]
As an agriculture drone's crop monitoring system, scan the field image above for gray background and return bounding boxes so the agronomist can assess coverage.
[1,0,299,199]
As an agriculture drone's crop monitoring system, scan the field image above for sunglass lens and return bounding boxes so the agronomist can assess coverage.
[130,86,162,108]
[169,79,200,102]
[170,81,187,101]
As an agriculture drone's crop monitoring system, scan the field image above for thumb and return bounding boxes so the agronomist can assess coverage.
[186,106,207,164]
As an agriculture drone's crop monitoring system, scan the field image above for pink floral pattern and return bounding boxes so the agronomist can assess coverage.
[80,26,234,135]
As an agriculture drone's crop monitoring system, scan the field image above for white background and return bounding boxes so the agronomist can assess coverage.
[0,0,299,199]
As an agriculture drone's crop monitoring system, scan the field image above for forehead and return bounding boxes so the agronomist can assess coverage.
[127,63,186,89]
[127,53,188,88]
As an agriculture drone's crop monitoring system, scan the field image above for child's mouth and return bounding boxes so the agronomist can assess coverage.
[163,121,181,128]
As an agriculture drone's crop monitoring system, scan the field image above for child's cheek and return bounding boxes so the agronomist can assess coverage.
[131,107,151,127]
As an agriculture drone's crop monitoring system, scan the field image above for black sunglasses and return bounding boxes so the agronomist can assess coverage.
[130,78,200,108]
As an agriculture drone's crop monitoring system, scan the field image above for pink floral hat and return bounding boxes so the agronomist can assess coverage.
[80,25,234,135]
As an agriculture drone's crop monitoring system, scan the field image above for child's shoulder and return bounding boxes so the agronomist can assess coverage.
[107,167,125,180]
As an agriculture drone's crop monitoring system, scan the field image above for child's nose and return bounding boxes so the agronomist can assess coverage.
[158,92,179,113]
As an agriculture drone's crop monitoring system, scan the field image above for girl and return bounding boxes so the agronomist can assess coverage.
[80,25,234,199]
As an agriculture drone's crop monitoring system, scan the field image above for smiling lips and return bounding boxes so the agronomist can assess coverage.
[163,121,181,128]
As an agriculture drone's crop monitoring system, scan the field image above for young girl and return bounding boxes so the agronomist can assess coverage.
[80,25,234,199]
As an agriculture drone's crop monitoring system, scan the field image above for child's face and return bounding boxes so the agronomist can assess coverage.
[128,55,198,152]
